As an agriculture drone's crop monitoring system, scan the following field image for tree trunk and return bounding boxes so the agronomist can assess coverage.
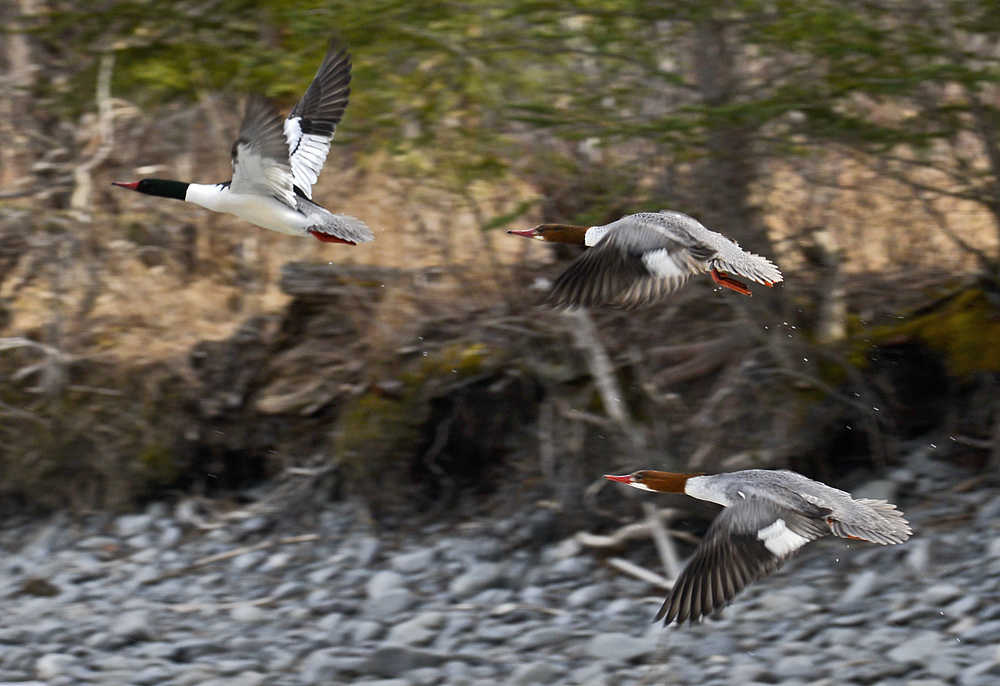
[1,0,40,190]
[689,17,773,257]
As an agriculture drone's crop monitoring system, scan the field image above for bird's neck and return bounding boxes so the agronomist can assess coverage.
[641,471,702,494]
[137,179,190,201]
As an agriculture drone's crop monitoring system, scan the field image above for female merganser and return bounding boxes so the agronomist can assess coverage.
[604,468,911,625]
[113,39,373,245]
[508,211,781,307]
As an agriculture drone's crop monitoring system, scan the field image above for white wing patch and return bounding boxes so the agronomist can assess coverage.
[641,248,691,279]
[757,518,811,557]
[283,118,333,199]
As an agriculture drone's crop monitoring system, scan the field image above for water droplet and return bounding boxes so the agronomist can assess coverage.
[802,357,809,363]
[450,369,457,374]
[949,435,957,441]
[853,392,861,398]
[845,424,853,430]
[872,406,880,412]
[929,443,937,449]
[422,351,428,357]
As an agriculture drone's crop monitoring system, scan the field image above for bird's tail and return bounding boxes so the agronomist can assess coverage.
[715,252,783,288]
[310,214,375,245]
[828,499,912,545]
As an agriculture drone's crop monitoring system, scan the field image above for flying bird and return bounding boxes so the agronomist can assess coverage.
[508,211,781,308]
[113,38,373,246]
[604,468,911,625]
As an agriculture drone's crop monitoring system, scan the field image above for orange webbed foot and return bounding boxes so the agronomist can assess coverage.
[710,269,752,296]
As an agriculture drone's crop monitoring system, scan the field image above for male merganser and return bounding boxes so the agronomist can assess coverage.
[508,211,781,307]
[113,39,373,245]
[604,468,911,625]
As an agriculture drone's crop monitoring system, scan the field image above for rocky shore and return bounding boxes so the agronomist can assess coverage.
[1,446,998,686]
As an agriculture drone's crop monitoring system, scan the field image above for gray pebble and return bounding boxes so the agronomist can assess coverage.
[449,563,503,596]
[565,584,607,609]
[959,619,1000,644]
[392,549,435,574]
[386,612,444,646]
[366,645,449,677]
[888,631,948,663]
[352,620,384,642]
[585,632,653,662]
[945,594,980,617]
[35,654,76,680]
[111,610,155,643]
[506,660,564,686]
[367,570,406,598]
[838,569,881,605]
[773,655,815,679]
[406,666,444,686]
[366,587,416,618]
[230,604,267,623]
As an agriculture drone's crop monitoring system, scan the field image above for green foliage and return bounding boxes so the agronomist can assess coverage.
[19,0,1000,257]
[861,289,1000,378]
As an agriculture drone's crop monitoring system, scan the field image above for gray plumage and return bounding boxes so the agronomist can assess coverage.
[548,210,782,308]
[231,96,296,207]
[658,469,911,625]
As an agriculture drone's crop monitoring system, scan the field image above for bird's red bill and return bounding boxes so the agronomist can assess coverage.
[506,229,537,238]
[111,181,140,190]
[603,474,631,483]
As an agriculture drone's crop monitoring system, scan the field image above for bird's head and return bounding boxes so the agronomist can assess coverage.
[506,223,589,245]
[112,179,188,200]
[604,470,701,493]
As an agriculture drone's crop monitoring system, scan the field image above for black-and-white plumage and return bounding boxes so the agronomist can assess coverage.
[284,42,351,200]
[114,38,373,246]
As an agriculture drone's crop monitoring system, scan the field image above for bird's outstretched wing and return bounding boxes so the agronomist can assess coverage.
[284,38,352,199]
[656,496,830,625]
[230,95,297,208]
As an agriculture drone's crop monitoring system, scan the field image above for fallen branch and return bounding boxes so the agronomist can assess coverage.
[562,308,642,445]
[606,557,672,590]
[575,509,698,549]
[642,503,682,580]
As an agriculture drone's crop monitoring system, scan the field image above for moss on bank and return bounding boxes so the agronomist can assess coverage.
[857,289,1000,378]
[333,342,509,511]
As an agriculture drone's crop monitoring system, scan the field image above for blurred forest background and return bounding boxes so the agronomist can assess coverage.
[2,0,999,524]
